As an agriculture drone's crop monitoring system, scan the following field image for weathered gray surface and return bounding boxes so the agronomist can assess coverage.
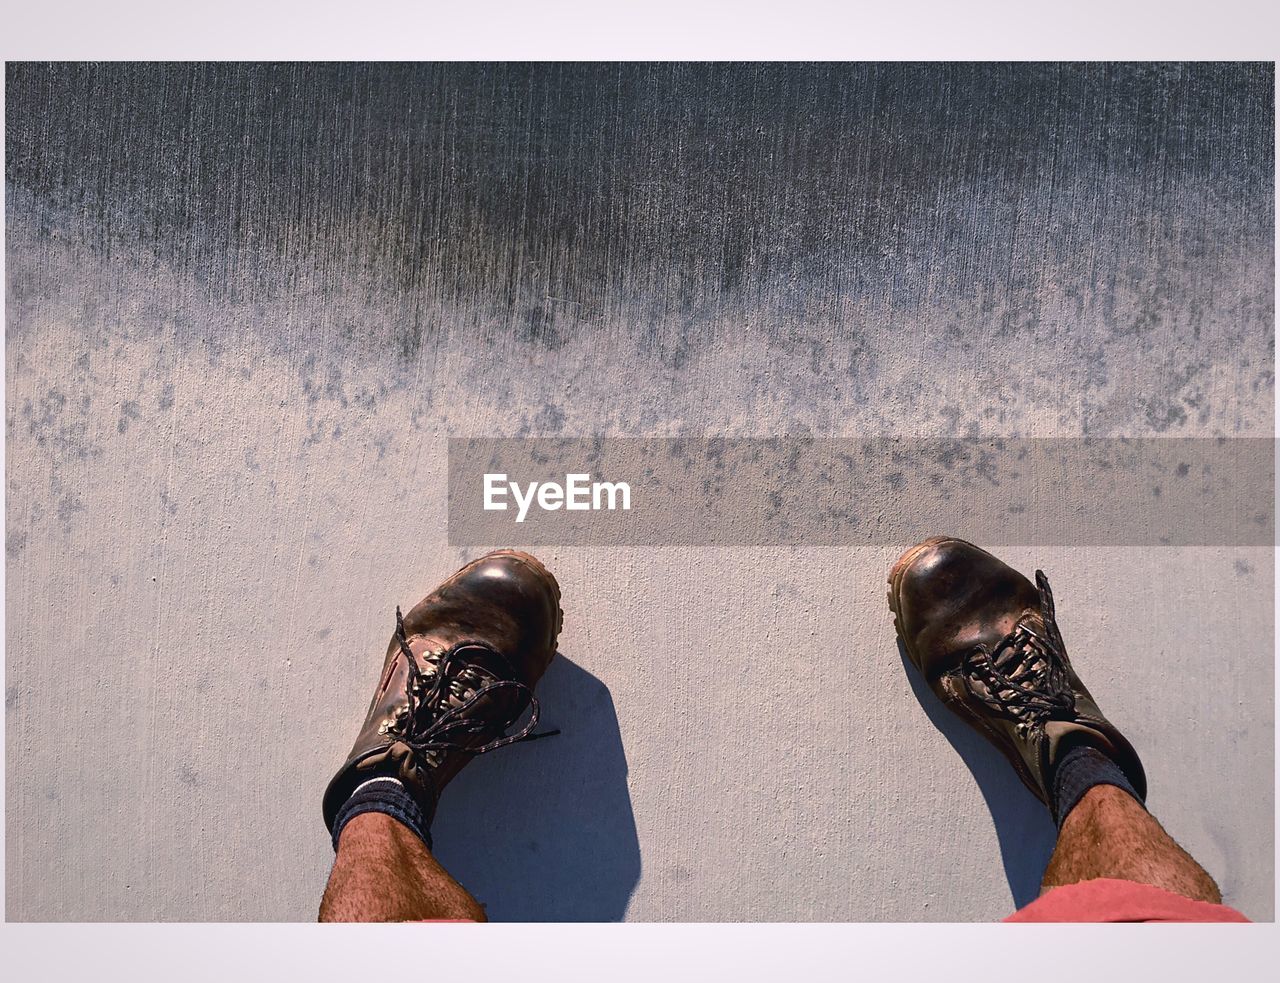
[5,63,1274,921]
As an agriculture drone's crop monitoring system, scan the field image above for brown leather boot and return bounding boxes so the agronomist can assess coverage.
[323,550,563,837]
[887,536,1145,817]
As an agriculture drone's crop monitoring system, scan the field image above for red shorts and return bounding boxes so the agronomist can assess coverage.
[1006,877,1249,922]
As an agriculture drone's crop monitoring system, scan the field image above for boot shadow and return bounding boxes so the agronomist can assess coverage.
[430,656,641,921]
[896,640,1057,910]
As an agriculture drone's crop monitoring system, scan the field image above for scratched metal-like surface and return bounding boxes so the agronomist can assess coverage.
[5,63,1274,921]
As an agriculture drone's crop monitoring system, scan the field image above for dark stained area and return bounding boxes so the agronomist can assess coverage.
[7,63,1274,341]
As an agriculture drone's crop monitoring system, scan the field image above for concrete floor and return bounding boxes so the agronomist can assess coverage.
[5,63,1274,921]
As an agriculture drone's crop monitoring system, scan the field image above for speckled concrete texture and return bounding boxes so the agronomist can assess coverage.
[5,63,1274,920]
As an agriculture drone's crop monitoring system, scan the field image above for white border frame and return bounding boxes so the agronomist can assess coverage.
[1,3,1276,979]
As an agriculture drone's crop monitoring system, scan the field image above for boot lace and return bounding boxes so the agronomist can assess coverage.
[379,607,558,764]
[959,571,1075,727]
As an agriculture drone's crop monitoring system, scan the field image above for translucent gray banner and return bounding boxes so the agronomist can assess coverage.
[447,438,1275,546]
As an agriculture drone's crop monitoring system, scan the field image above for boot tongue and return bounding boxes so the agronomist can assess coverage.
[414,633,512,677]
[965,614,1059,708]
[431,640,526,721]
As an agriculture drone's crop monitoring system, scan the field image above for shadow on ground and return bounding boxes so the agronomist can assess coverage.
[430,656,640,921]
[897,641,1057,910]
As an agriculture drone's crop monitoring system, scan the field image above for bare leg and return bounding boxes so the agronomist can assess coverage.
[1041,785,1221,903]
[318,812,486,922]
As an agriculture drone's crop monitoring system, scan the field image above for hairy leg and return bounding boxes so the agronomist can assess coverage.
[318,812,486,922]
[1042,784,1221,903]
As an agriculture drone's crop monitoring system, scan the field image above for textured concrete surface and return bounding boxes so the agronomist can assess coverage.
[4,63,1274,921]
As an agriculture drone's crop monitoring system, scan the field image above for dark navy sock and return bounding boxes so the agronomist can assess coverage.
[1050,743,1145,827]
[331,777,433,852]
